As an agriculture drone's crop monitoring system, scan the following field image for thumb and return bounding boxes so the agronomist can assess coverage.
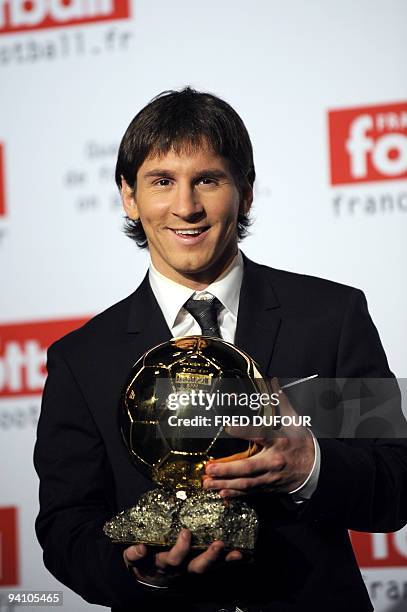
[270,377,308,439]
[270,377,298,417]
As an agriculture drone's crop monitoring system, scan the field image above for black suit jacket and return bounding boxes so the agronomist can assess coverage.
[34,255,407,612]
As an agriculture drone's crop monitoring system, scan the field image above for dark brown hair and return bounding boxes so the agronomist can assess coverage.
[115,87,255,248]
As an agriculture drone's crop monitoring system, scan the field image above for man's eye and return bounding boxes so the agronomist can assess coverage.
[155,179,171,186]
[198,178,216,185]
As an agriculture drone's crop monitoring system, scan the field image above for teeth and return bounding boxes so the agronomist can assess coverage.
[174,229,205,235]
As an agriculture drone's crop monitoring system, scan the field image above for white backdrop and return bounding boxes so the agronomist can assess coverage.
[0,1,406,610]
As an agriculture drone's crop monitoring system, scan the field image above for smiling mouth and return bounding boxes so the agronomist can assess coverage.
[170,227,210,236]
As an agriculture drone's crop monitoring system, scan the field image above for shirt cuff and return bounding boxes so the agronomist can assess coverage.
[288,430,321,503]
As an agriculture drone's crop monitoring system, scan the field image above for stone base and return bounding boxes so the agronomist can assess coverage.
[103,488,258,552]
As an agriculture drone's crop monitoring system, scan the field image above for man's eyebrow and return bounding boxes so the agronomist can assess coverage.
[142,169,174,179]
[194,169,229,179]
[142,168,229,180]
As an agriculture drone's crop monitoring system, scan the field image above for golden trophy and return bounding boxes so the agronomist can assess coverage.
[104,336,273,552]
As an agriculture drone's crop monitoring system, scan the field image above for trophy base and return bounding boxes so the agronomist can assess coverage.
[103,489,258,552]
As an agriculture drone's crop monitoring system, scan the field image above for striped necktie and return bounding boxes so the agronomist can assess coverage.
[184,294,222,338]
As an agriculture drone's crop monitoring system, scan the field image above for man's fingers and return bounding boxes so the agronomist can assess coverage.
[219,488,246,498]
[124,533,244,580]
[205,449,270,479]
[225,424,268,442]
[270,376,281,394]
[204,469,278,492]
[207,449,251,464]
[187,543,245,573]
[225,549,244,562]
[187,540,225,574]
[123,543,147,566]
[154,528,191,570]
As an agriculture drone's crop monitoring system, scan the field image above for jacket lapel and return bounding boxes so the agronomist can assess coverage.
[125,272,172,358]
[235,255,281,377]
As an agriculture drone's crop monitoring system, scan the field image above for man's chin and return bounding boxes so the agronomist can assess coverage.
[156,248,235,284]
[170,258,220,282]
[175,263,213,277]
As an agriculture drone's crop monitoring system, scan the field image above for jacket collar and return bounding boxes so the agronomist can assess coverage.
[126,253,281,377]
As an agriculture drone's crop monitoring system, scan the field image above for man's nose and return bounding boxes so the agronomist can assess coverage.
[171,184,204,219]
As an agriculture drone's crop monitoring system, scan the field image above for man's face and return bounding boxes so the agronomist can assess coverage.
[122,145,252,288]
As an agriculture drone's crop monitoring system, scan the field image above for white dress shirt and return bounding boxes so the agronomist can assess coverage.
[148,250,320,501]
[149,251,243,343]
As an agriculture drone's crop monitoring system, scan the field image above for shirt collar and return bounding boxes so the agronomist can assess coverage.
[148,250,244,330]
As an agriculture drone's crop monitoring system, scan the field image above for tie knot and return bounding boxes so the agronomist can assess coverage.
[184,294,222,338]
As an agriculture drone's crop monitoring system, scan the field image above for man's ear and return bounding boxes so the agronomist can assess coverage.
[121,176,139,220]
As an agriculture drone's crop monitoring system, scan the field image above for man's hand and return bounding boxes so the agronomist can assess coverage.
[203,378,315,498]
[123,529,243,588]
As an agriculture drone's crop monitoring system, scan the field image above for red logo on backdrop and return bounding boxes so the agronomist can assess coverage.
[0,317,89,398]
[0,0,131,35]
[0,507,19,586]
[328,102,407,185]
[0,143,6,218]
[350,528,407,568]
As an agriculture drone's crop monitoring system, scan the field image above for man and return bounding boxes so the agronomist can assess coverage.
[34,87,407,612]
